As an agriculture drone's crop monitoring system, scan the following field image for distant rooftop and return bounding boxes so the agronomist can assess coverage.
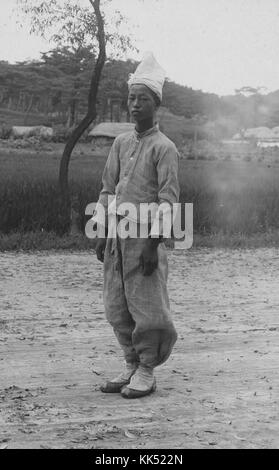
[233,126,279,141]
[89,122,135,138]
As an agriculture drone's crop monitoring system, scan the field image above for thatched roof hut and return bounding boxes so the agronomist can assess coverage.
[89,122,135,140]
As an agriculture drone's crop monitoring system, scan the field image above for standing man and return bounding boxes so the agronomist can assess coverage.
[94,53,180,398]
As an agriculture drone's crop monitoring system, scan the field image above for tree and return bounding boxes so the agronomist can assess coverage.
[40,46,96,126]
[235,86,267,128]
[0,59,55,122]
[0,55,135,123]
[235,86,267,97]
[17,0,134,233]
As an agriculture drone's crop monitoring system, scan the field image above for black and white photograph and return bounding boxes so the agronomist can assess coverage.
[1,0,279,452]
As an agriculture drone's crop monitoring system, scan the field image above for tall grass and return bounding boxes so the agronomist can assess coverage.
[0,178,104,234]
[1,145,279,237]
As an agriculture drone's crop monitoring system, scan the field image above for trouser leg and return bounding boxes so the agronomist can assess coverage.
[133,328,177,369]
[120,237,177,369]
[103,237,139,365]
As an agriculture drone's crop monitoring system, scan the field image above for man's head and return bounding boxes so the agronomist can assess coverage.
[128,84,160,123]
[128,52,165,101]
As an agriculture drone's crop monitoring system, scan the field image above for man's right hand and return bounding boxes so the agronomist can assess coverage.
[92,221,107,263]
[95,238,107,263]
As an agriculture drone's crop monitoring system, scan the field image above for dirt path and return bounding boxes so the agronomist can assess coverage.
[1,248,279,449]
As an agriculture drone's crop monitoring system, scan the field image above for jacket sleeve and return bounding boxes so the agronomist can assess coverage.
[96,137,120,217]
[150,144,180,238]
[157,145,180,206]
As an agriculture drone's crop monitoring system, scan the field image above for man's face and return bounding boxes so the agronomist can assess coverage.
[128,84,158,122]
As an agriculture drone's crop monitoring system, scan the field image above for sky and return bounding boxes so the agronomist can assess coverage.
[0,0,279,96]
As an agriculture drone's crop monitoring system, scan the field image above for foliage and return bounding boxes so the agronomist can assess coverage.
[2,52,279,134]
[13,0,135,132]
[1,0,275,138]
[17,0,134,55]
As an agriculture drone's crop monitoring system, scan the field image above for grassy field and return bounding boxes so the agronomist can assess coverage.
[1,141,279,249]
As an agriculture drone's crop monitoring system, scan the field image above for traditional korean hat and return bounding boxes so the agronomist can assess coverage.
[128,52,166,102]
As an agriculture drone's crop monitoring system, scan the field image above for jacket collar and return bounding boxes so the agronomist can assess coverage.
[134,123,159,140]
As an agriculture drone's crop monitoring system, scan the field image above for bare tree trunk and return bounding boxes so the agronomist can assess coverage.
[59,0,106,234]
[67,97,79,128]
[15,92,21,111]
[193,126,198,160]
[110,100,113,122]
[24,94,34,124]
[44,94,50,116]
[8,95,13,110]
[25,94,34,114]
[23,92,28,112]
[100,97,107,122]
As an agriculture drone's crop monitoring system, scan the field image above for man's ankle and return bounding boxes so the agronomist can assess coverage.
[125,361,139,371]
[138,364,154,376]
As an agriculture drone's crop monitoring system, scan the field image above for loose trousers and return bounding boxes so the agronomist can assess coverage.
[103,234,177,369]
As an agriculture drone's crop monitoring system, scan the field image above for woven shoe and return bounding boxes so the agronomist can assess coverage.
[100,363,138,393]
[121,365,156,399]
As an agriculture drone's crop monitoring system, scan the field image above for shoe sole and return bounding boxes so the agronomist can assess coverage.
[100,380,130,393]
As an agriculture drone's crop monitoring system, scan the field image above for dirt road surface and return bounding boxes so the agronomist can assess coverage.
[1,248,279,449]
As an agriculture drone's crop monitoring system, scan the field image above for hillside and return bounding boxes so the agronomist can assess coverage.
[1,51,279,141]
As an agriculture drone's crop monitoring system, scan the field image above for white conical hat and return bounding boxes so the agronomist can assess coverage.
[128,52,166,101]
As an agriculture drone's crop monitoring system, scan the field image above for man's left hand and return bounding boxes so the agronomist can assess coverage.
[139,239,160,276]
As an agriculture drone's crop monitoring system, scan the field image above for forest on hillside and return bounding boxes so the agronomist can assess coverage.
[1,46,279,139]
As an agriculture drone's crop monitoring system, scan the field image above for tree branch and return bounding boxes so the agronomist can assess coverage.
[59,0,106,201]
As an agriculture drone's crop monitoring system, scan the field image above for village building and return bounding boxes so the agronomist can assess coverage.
[88,122,135,148]
[232,126,279,148]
